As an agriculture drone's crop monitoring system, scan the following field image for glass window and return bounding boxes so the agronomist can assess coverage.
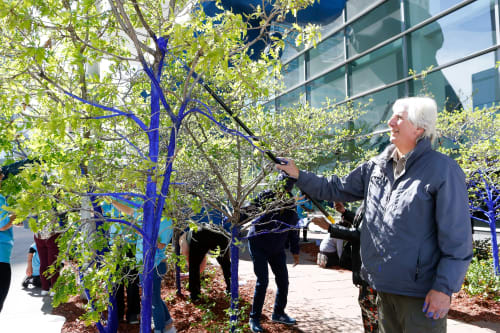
[276,87,306,112]
[307,32,344,79]
[408,0,497,74]
[347,0,402,57]
[348,38,404,97]
[307,67,346,108]
[346,0,379,20]
[281,55,305,90]
[412,51,500,110]
[404,0,466,27]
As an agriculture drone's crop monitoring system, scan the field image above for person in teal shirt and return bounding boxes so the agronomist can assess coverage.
[136,217,175,333]
[0,171,16,312]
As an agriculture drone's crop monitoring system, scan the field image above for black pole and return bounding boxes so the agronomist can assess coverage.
[201,82,336,224]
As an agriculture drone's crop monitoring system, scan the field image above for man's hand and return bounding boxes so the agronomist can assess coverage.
[275,158,299,179]
[26,266,33,277]
[292,254,300,267]
[334,202,346,214]
[423,289,451,320]
[310,216,330,231]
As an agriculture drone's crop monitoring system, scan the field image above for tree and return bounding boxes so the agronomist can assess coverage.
[437,104,499,275]
[0,1,359,332]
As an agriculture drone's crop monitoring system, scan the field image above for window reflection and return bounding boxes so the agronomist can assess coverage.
[346,0,380,20]
[408,0,497,74]
[405,0,465,27]
[412,51,500,110]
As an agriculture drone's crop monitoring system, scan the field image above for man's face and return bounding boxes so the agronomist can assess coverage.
[387,111,423,154]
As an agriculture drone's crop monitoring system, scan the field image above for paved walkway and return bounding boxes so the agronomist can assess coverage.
[1,226,499,332]
[0,226,65,332]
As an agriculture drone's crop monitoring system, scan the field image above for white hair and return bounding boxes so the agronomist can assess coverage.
[392,97,438,143]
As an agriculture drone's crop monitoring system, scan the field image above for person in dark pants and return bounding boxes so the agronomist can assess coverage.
[181,225,231,301]
[102,200,141,324]
[115,248,141,324]
[246,174,300,333]
[180,209,232,301]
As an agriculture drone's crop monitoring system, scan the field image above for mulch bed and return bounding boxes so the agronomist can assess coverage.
[54,242,500,332]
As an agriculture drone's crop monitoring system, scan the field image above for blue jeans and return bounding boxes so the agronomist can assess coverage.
[248,244,289,321]
[152,261,172,330]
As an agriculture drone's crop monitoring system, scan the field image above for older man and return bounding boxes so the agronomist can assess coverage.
[277,97,472,333]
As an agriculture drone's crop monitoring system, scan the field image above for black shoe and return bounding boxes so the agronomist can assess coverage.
[271,313,296,325]
[249,318,263,332]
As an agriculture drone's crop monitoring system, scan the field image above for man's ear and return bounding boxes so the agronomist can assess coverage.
[416,127,425,137]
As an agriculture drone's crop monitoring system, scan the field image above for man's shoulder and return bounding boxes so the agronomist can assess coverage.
[420,150,465,180]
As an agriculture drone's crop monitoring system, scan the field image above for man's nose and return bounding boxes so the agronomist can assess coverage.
[388,116,395,127]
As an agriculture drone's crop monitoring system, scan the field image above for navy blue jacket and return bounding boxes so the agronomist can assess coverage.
[297,138,472,297]
[246,190,300,255]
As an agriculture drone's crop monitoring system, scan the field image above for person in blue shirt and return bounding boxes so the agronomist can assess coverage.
[136,216,176,333]
[114,199,176,333]
[22,242,42,289]
[0,171,16,312]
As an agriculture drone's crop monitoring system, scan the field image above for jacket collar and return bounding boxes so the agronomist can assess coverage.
[373,138,432,169]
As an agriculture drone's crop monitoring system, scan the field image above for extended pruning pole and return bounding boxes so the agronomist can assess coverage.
[201,82,337,224]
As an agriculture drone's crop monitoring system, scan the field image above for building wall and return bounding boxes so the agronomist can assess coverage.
[270,0,500,139]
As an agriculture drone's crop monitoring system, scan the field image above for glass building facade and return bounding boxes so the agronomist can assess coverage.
[270,0,500,134]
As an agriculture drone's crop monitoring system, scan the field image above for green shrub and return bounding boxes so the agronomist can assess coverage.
[463,257,500,301]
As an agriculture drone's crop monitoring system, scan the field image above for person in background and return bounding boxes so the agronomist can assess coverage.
[22,242,42,289]
[102,199,141,324]
[136,216,176,333]
[295,192,313,241]
[179,209,231,302]
[118,199,176,333]
[278,97,472,333]
[33,210,63,296]
[312,202,378,332]
[0,171,16,312]
[246,173,300,333]
[317,202,353,268]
